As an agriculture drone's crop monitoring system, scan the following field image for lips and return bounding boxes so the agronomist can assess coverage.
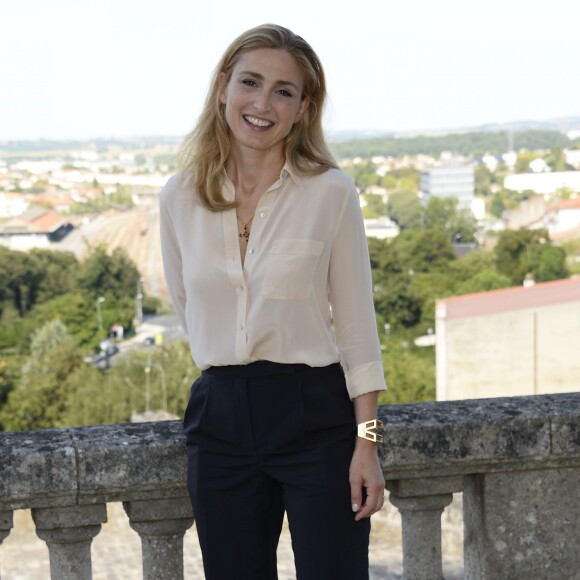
[243,115,274,128]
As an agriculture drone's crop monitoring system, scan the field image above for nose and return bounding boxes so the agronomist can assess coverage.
[253,90,271,113]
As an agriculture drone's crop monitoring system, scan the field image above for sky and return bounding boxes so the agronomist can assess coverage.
[1,0,579,140]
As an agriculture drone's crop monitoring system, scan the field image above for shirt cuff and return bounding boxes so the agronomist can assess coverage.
[344,361,387,399]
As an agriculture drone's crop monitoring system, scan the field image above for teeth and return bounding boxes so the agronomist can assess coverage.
[244,115,273,127]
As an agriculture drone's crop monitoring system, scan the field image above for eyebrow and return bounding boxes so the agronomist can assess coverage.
[237,71,301,93]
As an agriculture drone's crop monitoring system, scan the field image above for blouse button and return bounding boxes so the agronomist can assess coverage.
[239,324,244,331]
[259,212,266,218]
[248,248,255,254]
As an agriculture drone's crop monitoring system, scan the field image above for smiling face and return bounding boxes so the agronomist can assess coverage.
[219,48,310,160]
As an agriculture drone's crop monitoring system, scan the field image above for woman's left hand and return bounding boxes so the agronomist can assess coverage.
[349,441,386,521]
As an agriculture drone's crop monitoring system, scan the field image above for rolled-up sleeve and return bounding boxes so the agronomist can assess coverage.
[328,183,387,399]
[159,176,188,335]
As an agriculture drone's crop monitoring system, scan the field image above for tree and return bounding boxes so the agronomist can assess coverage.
[494,228,556,285]
[29,249,78,304]
[455,269,513,295]
[387,191,422,230]
[60,340,199,428]
[24,293,101,348]
[394,228,456,274]
[514,152,537,173]
[363,194,388,217]
[422,197,477,243]
[379,339,435,404]
[77,245,141,300]
[0,320,83,431]
[0,246,44,317]
[528,244,568,282]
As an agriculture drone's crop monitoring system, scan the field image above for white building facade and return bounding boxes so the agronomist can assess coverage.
[420,162,475,212]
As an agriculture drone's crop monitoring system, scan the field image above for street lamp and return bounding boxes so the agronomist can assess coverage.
[135,277,144,327]
[96,296,106,333]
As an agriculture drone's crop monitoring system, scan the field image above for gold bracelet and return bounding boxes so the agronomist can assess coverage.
[357,419,384,443]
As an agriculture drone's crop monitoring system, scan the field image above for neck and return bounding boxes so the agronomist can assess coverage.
[226,145,285,199]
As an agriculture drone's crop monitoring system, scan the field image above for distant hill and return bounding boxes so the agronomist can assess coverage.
[1,116,579,156]
[330,129,579,160]
[328,116,580,142]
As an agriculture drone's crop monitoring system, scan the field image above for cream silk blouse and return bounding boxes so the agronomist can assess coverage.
[159,162,387,399]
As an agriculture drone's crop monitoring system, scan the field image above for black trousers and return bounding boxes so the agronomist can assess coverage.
[184,361,370,580]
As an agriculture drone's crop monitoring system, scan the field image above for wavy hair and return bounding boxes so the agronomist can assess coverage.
[177,23,338,211]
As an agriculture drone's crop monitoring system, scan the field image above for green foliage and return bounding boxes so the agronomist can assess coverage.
[0,246,44,317]
[0,356,23,429]
[455,269,513,295]
[77,245,141,300]
[364,194,388,217]
[0,320,83,431]
[332,130,571,159]
[528,244,568,282]
[0,245,142,352]
[561,239,580,275]
[514,151,537,173]
[387,191,422,230]
[60,340,199,428]
[394,229,456,273]
[493,228,567,285]
[344,161,380,191]
[474,164,493,197]
[379,339,435,405]
[368,230,456,331]
[28,249,78,303]
[422,197,477,243]
[25,293,104,349]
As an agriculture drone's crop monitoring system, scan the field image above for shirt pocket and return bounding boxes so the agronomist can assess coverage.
[263,239,324,300]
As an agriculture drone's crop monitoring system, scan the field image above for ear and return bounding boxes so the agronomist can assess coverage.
[218,72,228,105]
[293,97,310,124]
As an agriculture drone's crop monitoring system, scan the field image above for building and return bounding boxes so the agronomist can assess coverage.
[0,193,29,218]
[436,277,580,401]
[504,171,580,195]
[540,198,580,236]
[564,149,580,169]
[0,206,72,250]
[363,217,400,240]
[420,162,475,212]
[502,195,547,229]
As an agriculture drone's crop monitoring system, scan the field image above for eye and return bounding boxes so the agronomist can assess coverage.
[241,79,257,87]
[276,89,293,98]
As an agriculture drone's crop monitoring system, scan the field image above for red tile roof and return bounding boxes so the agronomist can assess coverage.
[546,198,580,212]
[31,211,65,233]
[437,277,580,320]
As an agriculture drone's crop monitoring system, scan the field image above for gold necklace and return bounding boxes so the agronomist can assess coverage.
[236,213,255,243]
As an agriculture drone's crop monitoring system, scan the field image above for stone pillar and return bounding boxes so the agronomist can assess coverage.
[124,497,194,580]
[463,469,580,579]
[0,510,13,545]
[388,476,462,580]
[32,504,107,580]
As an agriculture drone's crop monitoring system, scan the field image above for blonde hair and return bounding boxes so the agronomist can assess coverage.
[177,23,338,211]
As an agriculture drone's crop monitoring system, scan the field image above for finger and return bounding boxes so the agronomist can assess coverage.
[350,478,362,514]
[354,487,377,520]
[355,484,384,520]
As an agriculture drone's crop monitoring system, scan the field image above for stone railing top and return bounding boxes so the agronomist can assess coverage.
[1,393,579,510]
[0,421,187,511]
[379,392,580,479]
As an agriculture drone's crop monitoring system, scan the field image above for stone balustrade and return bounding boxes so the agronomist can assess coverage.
[1,392,579,579]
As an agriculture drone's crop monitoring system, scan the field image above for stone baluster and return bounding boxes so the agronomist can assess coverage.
[32,504,107,580]
[0,510,13,545]
[387,476,463,580]
[123,497,194,580]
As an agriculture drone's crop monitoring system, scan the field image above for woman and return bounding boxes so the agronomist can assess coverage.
[160,23,387,580]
